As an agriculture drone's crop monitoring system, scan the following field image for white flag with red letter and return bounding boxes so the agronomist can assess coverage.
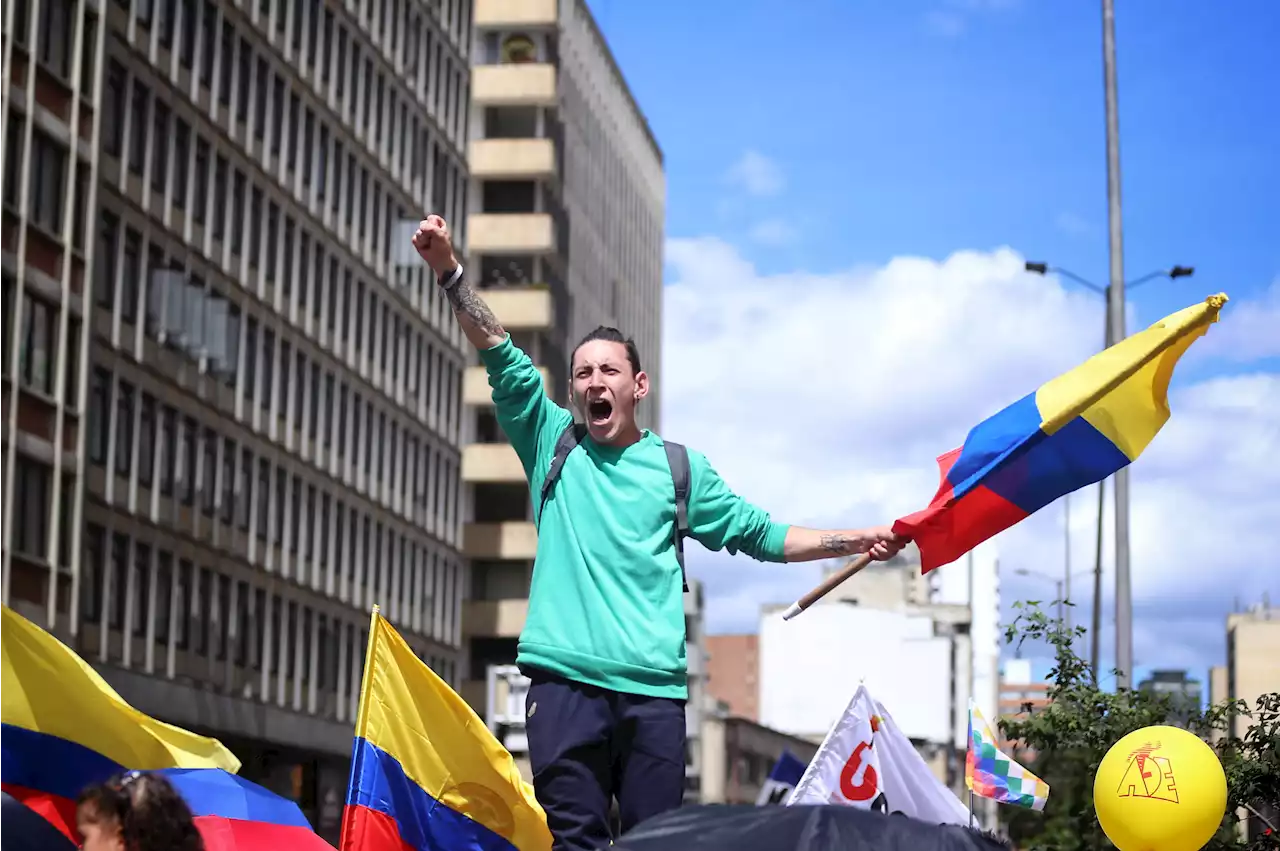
[786,684,970,826]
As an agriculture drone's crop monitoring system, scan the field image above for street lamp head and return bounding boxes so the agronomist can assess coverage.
[1169,265,1195,279]
[1025,261,1048,275]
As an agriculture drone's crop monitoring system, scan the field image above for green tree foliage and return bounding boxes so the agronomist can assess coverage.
[996,602,1279,851]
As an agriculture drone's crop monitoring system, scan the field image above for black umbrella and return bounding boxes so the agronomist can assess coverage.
[1,792,78,851]
[614,805,1011,851]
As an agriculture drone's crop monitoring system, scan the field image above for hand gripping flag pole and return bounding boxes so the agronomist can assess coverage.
[782,293,1228,621]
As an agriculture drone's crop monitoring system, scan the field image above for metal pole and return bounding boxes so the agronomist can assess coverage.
[1091,479,1105,683]
[1064,492,1071,634]
[1102,0,1132,690]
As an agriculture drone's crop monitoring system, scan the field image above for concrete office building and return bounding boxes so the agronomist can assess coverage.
[1208,600,1279,844]
[457,0,665,771]
[2,0,473,838]
[1137,669,1202,725]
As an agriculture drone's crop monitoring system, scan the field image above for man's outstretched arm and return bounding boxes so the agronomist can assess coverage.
[781,526,903,563]
[412,215,506,350]
[686,451,905,563]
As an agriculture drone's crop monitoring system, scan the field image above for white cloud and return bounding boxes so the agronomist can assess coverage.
[661,238,1278,677]
[725,150,785,198]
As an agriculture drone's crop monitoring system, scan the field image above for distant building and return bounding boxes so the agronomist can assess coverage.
[1208,600,1279,845]
[684,579,710,804]
[757,542,1000,818]
[706,634,759,722]
[1137,669,1202,725]
[459,0,666,754]
[929,541,1002,752]
[3,2,472,839]
[998,658,1050,760]
[699,709,820,806]
[1208,601,1280,737]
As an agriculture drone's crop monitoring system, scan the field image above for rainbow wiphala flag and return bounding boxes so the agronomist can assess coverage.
[965,698,1050,811]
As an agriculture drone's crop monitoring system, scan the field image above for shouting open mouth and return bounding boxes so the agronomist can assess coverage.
[587,398,614,426]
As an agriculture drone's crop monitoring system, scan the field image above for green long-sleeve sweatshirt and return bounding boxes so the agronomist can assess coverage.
[479,335,789,699]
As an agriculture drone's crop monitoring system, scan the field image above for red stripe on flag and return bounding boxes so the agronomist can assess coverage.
[339,803,417,851]
[1,783,80,845]
[194,815,338,851]
[894,481,1028,572]
[934,446,963,487]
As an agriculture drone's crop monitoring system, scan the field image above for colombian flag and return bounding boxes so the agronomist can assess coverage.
[894,293,1228,572]
[0,605,240,840]
[340,607,552,851]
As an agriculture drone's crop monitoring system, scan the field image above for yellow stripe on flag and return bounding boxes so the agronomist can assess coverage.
[1,605,241,773]
[353,607,551,849]
[1035,293,1227,458]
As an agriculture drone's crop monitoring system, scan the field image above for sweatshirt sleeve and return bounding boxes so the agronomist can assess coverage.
[478,335,573,478]
[686,449,790,562]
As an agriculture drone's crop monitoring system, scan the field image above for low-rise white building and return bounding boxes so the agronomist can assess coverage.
[757,543,1000,805]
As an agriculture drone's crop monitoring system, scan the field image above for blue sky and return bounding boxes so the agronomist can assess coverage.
[592,0,1277,326]
[590,0,1279,692]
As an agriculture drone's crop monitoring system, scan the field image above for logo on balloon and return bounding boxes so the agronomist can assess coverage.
[1115,742,1179,804]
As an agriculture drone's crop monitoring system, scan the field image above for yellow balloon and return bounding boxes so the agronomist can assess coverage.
[1094,725,1227,851]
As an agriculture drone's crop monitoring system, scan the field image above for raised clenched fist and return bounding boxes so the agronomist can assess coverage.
[411,214,458,277]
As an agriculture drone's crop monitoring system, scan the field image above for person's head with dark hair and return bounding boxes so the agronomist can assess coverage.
[75,771,205,851]
[569,326,648,446]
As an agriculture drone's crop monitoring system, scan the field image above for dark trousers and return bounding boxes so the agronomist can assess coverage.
[523,666,686,851]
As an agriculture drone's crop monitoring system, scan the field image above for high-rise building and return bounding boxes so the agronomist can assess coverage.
[2,1,473,838]
[1209,600,1279,739]
[1137,669,1202,725]
[457,0,665,764]
[1208,600,1279,844]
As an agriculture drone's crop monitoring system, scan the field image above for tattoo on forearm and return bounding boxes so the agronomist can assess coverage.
[819,534,855,555]
[445,279,504,337]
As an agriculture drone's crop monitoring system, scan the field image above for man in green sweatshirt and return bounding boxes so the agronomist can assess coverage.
[412,216,905,849]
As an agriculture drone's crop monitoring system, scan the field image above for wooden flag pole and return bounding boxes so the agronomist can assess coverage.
[781,553,874,620]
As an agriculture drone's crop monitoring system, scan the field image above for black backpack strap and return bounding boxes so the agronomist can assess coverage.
[539,422,586,524]
[663,441,692,592]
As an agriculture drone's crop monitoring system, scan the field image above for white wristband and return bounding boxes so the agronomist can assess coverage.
[440,264,464,290]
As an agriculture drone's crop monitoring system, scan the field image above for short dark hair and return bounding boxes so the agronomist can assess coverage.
[76,771,205,851]
[571,326,641,375]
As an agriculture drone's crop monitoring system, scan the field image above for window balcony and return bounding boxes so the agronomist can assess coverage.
[472,63,557,107]
[467,213,556,255]
[474,0,559,29]
[462,443,526,483]
[462,598,531,638]
[470,138,557,181]
[463,521,538,560]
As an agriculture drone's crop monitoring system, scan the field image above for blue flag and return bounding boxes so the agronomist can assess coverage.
[756,751,809,805]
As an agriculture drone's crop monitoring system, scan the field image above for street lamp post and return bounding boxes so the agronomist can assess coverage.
[1101,0,1129,689]
[1023,261,1193,684]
